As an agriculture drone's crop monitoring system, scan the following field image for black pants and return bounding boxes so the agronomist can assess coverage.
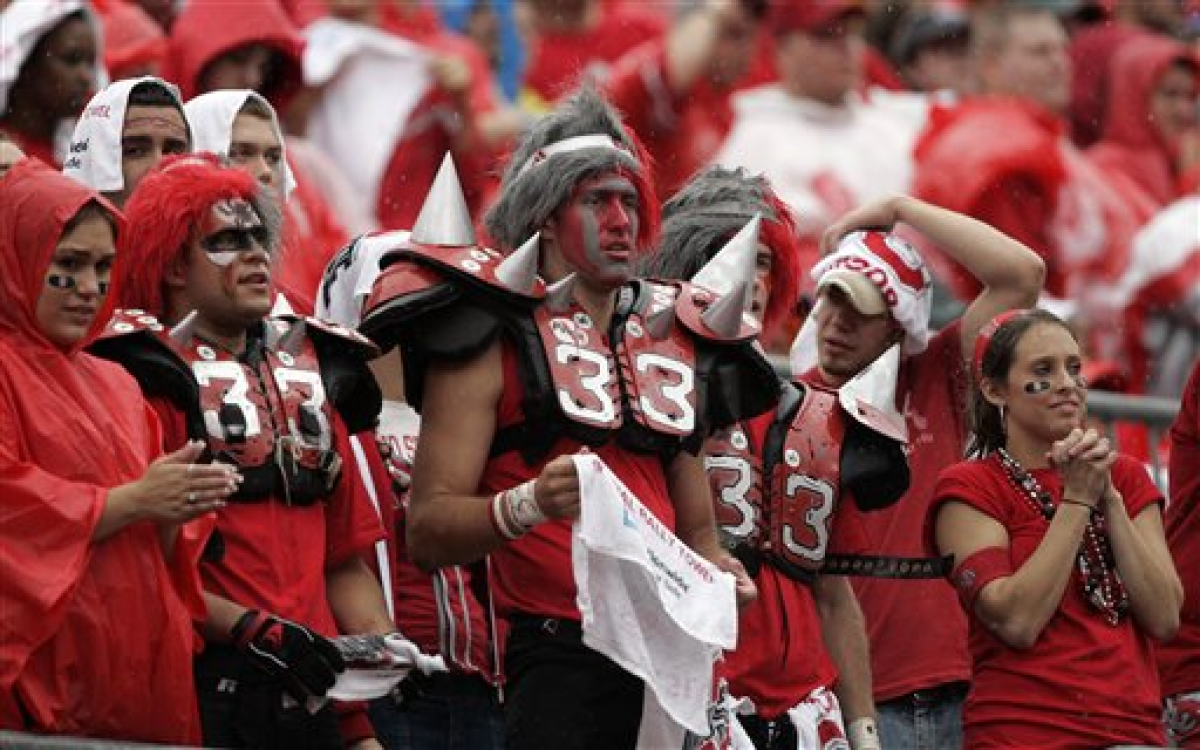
[195,644,344,750]
[504,616,644,750]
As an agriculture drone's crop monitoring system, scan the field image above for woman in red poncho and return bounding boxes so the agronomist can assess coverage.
[0,159,239,742]
[929,308,1182,749]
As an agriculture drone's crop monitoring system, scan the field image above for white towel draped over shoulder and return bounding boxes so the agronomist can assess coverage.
[571,453,737,748]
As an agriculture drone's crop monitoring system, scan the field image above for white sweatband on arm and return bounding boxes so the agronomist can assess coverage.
[848,717,881,750]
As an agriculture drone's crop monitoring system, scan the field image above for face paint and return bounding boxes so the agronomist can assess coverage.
[1024,380,1051,394]
[554,174,639,287]
[196,198,269,266]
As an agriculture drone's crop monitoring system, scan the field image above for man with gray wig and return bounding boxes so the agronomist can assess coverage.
[360,89,777,749]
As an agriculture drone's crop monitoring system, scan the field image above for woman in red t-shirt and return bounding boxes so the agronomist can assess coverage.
[930,308,1182,750]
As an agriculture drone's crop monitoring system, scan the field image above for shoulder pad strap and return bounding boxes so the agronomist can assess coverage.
[390,241,548,302]
[762,381,802,475]
[670,279,759,343]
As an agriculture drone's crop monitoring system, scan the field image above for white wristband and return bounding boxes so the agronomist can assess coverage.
[505,480,546,530]
[848,717,881,750]
[490,491,524,540]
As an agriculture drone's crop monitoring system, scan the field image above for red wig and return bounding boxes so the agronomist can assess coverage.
[119,153,263,317]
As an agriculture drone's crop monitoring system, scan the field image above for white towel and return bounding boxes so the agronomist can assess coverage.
[303,18,430,220]
[571,453,737,748]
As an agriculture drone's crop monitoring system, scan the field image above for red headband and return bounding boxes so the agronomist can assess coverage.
[972,309,1027,382]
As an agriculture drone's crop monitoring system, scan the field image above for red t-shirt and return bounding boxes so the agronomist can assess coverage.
[1158,362,1200,698]
[933,454,1165,749]
[486,341,675,621]
[804,322,972,701]
[718,414,836,718]
[523,9,666,104]
[604,36,774,198]
[152,395,384,637]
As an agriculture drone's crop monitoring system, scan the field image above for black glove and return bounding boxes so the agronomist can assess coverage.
[232,609,346,703]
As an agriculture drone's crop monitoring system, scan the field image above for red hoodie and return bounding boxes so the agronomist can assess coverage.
[1088,35,1198,210]
[0,159,206,743]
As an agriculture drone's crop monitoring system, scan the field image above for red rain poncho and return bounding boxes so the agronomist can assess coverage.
[0,159,206,743]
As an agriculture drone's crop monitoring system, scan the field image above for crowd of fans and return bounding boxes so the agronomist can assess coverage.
[0,0,1198,748]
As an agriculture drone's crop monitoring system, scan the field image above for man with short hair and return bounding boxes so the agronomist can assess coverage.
[63,76,191,207]
[790,194,1045,750]
[359,89,775,749]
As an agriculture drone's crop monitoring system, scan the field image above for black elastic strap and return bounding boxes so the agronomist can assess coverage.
[821,553,953,579]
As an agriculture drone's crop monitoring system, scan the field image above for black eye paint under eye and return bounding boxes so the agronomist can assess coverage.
[47,273,110,295]
[1024,380,1051,394]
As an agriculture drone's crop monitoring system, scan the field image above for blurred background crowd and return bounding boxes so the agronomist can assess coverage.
[1,0,1197,413]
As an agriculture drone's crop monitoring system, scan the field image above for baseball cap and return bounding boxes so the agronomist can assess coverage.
[819,268,889,316]
[892,8,970,65]
[771,0,863,35]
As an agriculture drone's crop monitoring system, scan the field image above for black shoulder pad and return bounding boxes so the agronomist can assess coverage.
[303,320,384,435]
[87,311,204,435]
[840,418,911,511]
[694,339,780,435]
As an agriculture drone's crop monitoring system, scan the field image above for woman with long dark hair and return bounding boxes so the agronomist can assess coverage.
[930,308,1182,749]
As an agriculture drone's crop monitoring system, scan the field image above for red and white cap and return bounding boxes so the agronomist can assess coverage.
[790,229,933,376]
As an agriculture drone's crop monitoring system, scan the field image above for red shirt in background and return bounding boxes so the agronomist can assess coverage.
[604,35,774,198]
[1158,361,1200,699]
[523,7,666,105]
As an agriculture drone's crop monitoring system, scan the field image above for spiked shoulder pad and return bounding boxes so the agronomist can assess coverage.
[389,241,548,301]
[672,279,760,343]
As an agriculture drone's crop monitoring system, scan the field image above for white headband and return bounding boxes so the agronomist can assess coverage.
[516,133,629,178]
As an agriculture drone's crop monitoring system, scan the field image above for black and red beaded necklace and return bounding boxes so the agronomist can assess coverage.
[996,447,1129,626]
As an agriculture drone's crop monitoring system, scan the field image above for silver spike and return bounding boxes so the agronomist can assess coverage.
[269,293,295,318]
[545,273,577,312]
[691,214,762,296]
[644,304,675,340]
[495,233,541,295]
[168,310,199,345]
[411,153,477,247]
[701,282,752,338]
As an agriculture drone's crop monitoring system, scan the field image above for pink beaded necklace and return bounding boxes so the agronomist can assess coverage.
[996,448,1129,626]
